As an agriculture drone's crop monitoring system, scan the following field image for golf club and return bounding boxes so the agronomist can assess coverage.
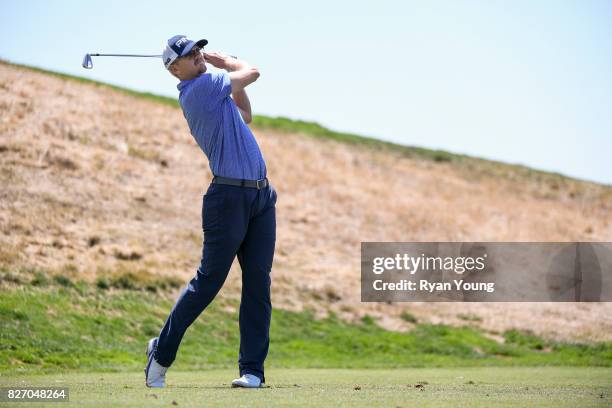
[81,51,237,69]
[82,53,162,69]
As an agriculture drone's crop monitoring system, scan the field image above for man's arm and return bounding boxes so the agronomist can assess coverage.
[204,52,260,123]
[225,57,255,123]
[231,89,253,124]
[224,57,260,92]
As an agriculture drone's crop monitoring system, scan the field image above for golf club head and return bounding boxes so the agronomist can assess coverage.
[82,54,93,69]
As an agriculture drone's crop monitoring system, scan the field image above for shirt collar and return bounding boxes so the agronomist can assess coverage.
[177,73,206,91]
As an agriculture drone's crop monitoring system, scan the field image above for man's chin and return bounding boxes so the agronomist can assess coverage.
[196,62,207,73]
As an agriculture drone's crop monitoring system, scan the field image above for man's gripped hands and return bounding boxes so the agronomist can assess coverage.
[202,51,228,68]
[203,51,245,72]
[204,51,260,97]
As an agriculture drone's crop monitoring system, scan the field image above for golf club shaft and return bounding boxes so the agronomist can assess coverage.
[82,51,238,69]
[90,53,236,58]
[90,54,161,57]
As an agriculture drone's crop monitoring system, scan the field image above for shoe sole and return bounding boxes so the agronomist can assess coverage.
[231,384,262,388]
[231,382,262,388]
[144,338,158,388]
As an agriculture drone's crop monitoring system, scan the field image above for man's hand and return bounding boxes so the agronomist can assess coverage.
[204,52,227,69]
[204,52,259,93]
[203,52,231,70]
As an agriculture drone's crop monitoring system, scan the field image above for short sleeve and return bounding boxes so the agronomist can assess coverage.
[190,71,232,110]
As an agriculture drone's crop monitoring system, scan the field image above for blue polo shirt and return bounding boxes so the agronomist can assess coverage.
[177,71,267,180]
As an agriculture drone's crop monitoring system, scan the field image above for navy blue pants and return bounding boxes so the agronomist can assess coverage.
[154,182,277,383]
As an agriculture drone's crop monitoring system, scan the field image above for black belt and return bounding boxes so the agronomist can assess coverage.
[212,175,269,189]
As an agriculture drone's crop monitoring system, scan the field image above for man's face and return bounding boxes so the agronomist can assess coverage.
[170,46,206,79]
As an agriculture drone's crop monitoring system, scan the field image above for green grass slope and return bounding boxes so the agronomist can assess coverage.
[1,277,610,374]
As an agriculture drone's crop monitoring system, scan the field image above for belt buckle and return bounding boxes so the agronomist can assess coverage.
[256,179,266,189]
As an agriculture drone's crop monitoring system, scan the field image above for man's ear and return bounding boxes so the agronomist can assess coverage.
[169,64,180,79]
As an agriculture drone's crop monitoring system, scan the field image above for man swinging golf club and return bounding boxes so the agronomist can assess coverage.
[145,35,277,389]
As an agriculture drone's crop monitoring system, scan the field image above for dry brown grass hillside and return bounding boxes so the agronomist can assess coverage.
[1,61,611,342]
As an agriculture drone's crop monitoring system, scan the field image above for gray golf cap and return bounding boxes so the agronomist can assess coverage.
[163,35,208,69]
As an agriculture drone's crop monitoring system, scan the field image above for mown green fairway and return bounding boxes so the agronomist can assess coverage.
[1,280,611,407]
[1,368,610,407]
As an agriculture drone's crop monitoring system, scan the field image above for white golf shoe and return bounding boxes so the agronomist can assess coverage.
[231,374,262,388]
[144,337,168,388]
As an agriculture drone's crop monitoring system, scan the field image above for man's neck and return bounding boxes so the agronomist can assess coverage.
[180,72,201,81]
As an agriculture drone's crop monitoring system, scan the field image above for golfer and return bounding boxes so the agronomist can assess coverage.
[145,35,276,389]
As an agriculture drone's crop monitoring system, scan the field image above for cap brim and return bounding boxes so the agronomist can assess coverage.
[180,39,208,57]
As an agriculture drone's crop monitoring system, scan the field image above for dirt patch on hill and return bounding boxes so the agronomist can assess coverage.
[1,62,611,342]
